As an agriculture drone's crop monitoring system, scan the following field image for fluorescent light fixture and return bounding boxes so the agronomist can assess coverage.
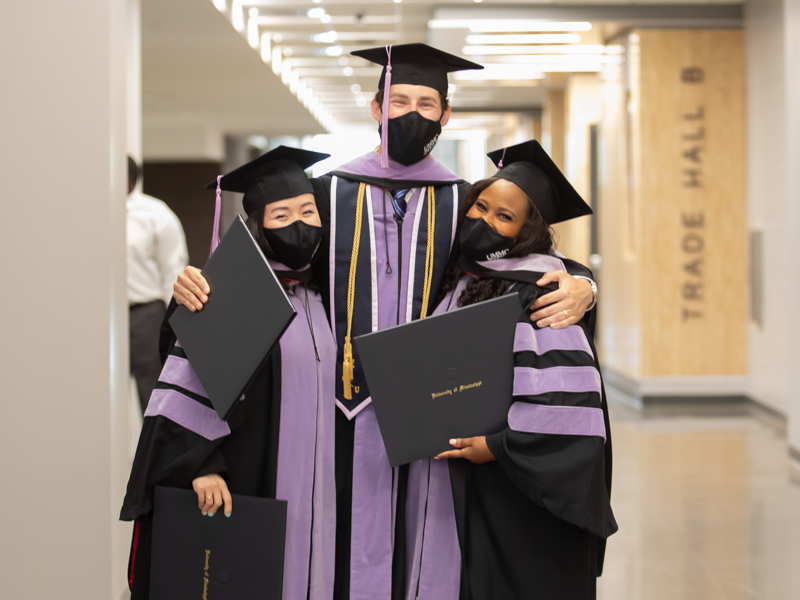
[453,65,545,80]
[282,64,292,85]
[464,38,582,53]
[343,66,354,76]
[283,47,293,57]
[321,14,332,24]
[465,34,587,45]
[261,33,272,62]
[248,16,260,48]
[213,0,226,11]
[495,54,623,65]
[249,7,258,17]
[339,57,349,66]
[297,80,307,99]
[290,70,300,94]
[273,33,283,43]
[429,19,592,33]
[351,83,361,93]
[313,31,339,44]
[393,0,403,3]
[307,8,326,18]
[356,97,367,107]
[468,42,606,54]
[231,0,245,31]
[324,46,343,57]
[272,46,282,75]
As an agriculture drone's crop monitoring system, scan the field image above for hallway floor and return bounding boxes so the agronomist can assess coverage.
[598,396,800,600]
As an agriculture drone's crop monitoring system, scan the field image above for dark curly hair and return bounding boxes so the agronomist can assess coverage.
[437,177,555,308]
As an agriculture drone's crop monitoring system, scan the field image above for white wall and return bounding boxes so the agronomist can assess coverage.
[0,1,130,598]
[784,0,800,453]
[745,0,791,416]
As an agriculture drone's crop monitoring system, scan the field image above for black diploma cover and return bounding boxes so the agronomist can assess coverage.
[150,486,287,600]
[355,293,522,467]
[169,216,297,420]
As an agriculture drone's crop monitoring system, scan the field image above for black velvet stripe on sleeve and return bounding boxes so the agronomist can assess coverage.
[153,381,215,409]
[514,347,597,370]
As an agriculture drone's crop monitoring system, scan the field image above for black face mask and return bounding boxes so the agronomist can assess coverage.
[379,111,442,166]
[459,216,515,262]
[262,221,323,270]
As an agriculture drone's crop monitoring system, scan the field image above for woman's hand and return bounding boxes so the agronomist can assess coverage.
[192,474,232,517]
[529,271,593,329]
[174,266,210,312]
[436,437,496,464]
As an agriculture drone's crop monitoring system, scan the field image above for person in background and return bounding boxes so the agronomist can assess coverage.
[127,155,188,413]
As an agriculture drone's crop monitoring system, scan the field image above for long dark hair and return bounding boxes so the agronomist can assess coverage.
[245,206,320,293]
[437,177,556,307]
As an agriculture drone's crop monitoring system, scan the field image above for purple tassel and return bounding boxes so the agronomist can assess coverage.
[210,175,222,256]
[498,147,508,170]
[380,45,393,169]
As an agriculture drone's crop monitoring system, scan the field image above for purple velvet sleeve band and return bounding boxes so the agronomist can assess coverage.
[513,366,602,396]
[157,355,209,398]
[144,388,231,441]
[508,402,606,441]
[513,323,594,358]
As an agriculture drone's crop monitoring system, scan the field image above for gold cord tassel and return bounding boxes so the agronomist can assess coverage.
[342,183,366,400]
[419,186,436,319]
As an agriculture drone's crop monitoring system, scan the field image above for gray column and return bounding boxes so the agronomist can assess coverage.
[0,1,129,598]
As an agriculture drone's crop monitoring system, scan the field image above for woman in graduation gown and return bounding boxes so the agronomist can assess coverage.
[406,140,618,600]
[120,147,338,600]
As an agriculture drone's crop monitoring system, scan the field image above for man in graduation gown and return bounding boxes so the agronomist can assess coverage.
[308,45,601,600]
[121,147,338,600]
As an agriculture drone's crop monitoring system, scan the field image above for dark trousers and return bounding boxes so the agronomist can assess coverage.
[130,300,167,413]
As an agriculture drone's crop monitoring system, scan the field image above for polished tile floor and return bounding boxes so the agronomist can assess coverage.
[597,395,800,600]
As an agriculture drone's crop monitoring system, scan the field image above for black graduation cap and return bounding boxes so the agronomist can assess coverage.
[351,44,482,170]
[351,43,483,98]
[205,145,330,215]
[487,140,592,225]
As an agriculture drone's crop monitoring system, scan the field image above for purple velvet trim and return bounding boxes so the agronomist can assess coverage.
[513,323,594,358]
[400,188,424,324]
[144,388,230,440]
[508,401,606,441]
[372,186,404,330]
[335,151,460,184]
[276,293,336,600]
[405,459,460,600]
[513,366,601,396]
[476,253,566,272]
[157,355,209,398]
[349,405,394,599]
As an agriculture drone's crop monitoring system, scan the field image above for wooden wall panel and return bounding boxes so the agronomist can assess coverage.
[637,30,746,376]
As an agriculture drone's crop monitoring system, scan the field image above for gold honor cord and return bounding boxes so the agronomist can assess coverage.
[341,184,437,399]
[419,186,436,319]
[342,182,366,400]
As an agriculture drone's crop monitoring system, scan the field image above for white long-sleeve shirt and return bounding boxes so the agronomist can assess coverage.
[127,191,188,305]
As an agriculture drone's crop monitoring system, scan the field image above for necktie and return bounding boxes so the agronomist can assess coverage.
[392,189,408,222]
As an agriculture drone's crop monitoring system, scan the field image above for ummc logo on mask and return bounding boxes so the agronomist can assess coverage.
[423,133,440,156]
[485,249,510,261]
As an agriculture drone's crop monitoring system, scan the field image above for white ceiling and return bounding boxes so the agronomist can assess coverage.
[142,0,744,143]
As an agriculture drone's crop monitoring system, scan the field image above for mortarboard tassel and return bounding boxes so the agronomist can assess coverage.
[210,175,222,256]
[497,147,508,170]
[380,45,393,169]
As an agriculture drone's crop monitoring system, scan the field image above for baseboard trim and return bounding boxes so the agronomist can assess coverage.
[603,367,787,420]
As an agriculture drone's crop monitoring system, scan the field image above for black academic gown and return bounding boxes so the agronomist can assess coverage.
[121,282,336,600]
[445,258,617,600]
